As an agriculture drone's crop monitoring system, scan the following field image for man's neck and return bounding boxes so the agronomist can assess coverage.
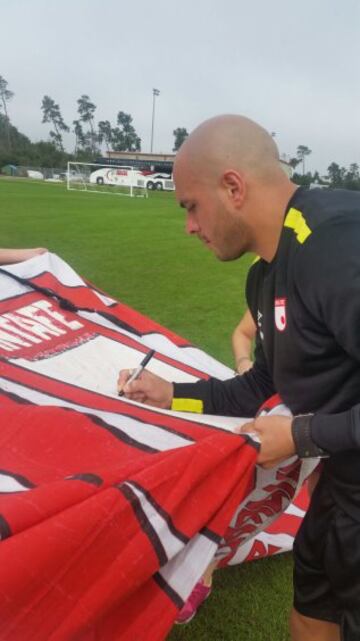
[251,182,299,262]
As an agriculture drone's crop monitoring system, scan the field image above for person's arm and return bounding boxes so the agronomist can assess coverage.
[118,333,275,418]
[117,258,274,417]
[232,308,256,374]
[0,248,47,265]
[240,221,360,467]
[295,224,360,456]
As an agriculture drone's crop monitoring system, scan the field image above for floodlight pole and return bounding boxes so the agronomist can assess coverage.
[150,88,160,153]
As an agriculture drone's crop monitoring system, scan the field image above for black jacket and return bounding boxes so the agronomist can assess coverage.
[173,187,360,514]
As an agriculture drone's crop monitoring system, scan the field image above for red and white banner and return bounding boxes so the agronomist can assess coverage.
[0,253,314,641]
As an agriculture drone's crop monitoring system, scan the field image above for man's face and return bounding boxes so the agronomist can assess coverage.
[174,163,251,262]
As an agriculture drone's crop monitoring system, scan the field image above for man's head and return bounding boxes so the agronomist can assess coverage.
[173,114,295,262]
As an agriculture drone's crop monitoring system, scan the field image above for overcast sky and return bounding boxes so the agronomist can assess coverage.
[1,0,359,174]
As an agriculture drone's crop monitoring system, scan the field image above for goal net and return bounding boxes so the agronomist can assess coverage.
[66,162,148,198]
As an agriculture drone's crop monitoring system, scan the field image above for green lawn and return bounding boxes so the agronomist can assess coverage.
[0,178,293,640]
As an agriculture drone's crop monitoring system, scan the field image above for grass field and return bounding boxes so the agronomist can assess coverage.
[0,178,293,640]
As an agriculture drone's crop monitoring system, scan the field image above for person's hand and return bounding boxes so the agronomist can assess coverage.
[235,357,253,375]
[236,415,295,468]
[0,248,47,265]
[117,368,174,409]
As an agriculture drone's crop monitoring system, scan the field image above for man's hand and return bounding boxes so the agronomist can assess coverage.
[117,368,173,409]
[236,415,296,468]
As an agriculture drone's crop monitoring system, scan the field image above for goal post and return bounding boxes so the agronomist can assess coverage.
[66,161,148,198]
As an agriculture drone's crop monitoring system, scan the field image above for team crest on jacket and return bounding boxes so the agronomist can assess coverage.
[274,298,287,332]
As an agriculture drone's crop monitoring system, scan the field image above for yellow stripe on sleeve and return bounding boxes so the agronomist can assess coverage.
[171,398,204,413]
[284,207,312,244]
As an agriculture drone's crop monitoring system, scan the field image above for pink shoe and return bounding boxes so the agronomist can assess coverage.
[175,579,212,624]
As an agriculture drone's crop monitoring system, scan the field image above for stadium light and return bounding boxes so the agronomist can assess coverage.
[150,88,160,153]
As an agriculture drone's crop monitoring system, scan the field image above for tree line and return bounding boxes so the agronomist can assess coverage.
[0,74,189,169]
[287,145,360,190]
[0,74,359,190]
[41,93,142,157]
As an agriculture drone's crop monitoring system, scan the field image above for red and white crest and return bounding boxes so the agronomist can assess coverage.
[274,297,287,332]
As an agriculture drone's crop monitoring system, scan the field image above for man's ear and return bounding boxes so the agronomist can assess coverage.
[221,170,246,207]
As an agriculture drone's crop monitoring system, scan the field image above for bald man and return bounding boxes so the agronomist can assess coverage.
[118,115,360,641]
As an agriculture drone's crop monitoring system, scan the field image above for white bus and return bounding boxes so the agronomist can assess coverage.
[89,166,145,188]
[90,167,174,191]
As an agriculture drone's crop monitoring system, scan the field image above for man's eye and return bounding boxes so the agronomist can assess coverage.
[188,204,196,213]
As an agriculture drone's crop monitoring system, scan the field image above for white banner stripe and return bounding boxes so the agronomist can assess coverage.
[124,482,185,559]
[159,533,218,602]
[0,473,32,493]
[0,378,193,451]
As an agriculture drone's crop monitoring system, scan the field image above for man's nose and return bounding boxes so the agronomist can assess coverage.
[185,213,199,235]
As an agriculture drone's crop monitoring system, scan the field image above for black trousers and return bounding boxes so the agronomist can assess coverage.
[293,474,360,641]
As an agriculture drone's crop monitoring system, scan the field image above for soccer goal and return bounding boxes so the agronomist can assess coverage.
[66,162,148,198]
